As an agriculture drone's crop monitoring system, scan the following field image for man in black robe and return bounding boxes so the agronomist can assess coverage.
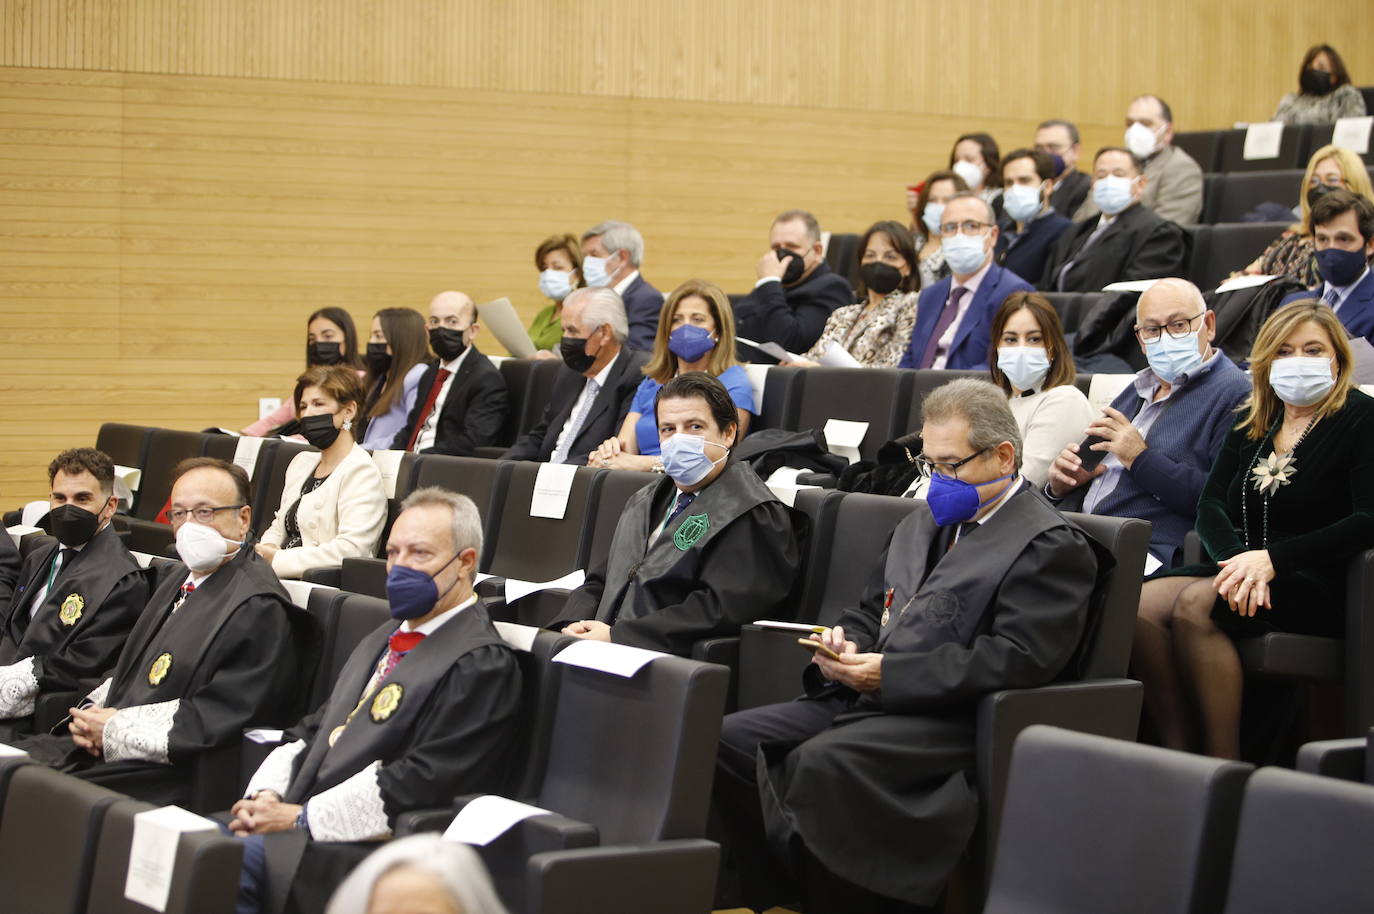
[19,458,316,810]
[715,379,1105,913]
[228,486,523,914]
[0,448,149,738]
[559,372,801,656]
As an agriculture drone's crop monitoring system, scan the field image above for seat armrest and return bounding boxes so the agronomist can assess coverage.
[795,472,837,489]
[395,807,458,836]
[1295,738,1366,781]
[475,577,506,601]
[738,625,810,711]
[512,588,573,628]
[525,839,720,914]
[191,741,247,815]
[691,637,740,713]
[300,566,342,587]
[1182,530,1203,565]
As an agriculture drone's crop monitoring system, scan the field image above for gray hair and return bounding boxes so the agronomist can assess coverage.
[921,378,1023,471]
[1036,118,1080,144]
[582,220,644,267]
[945,191,996,224]
[324,835,508,914]
[399,486,484,560]
[773,209,822,245]
[565,286,629,344]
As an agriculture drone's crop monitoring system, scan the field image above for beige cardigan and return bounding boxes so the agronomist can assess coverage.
[259,442,387,579]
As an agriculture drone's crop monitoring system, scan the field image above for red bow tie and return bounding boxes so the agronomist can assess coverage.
[389,630,426,654]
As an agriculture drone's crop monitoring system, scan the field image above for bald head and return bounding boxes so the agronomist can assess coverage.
[1138,278,1205,320]
[428,290,476,326]
[1135,278,1213,362]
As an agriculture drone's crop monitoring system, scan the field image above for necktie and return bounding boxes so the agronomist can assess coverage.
[666,491,697,526]
[29,548,68,616]
[379,629,426,681]
[405,367,453,451]
[551,379,601,464]
[1056,218,1111,291]
[1323,285,1342,312]
[920,286,969,368]
[172,581,196,612]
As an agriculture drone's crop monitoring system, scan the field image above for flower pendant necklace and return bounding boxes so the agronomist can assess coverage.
[1241,411,1317,548]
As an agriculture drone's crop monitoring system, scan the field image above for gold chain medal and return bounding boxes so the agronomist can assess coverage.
[148,652,172,686]
[59,593,85,626]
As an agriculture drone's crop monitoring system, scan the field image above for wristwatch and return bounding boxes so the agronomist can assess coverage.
[295,802,310,835]
[650,462,666,474]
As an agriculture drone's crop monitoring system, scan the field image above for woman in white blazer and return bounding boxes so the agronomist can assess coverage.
[257,365,388,579]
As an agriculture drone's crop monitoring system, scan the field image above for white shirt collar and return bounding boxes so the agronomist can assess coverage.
[402,592,477,634]
[952,257,994,294]
[612,270,641,296]
[588,350,618,387]
[439,345,472,374]
[1326,265,1370,300]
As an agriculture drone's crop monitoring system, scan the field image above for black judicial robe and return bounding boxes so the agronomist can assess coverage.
[560,462,801,656]
[22,548,318,808]
[0,531,19,610]
[0,524,149,733]
[757,487,1104,905]
[261,600,523,913]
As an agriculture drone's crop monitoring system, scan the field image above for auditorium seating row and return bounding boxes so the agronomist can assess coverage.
[1173,118,1374,174]
[984,725,1374,913]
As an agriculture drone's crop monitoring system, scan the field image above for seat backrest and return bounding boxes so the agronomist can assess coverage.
[199,432,240,464]
[493,358,539,447]
[1041,292,1085,335]
[133,428,208,520]
[902,369,986,436]
[485,462,599,582]
[824,232,863,288]
[811,492,925,626]
[1172,130,1222,173]
[1304,123,1374,166]
[1218,125,1305,173]
[1060,512,1151,679]
[339,557,388,599]
[250,440,316,536]
[1222,767,1374,914]
[749,364,804,431]
[794,367,911,462]
[537,654,729,843]
[789,488,842,622]
[1193,222,1289,292]
[577,469,655,571]
[1208,170,1302,224]
[409,456,514,556]
[0,764,123,914]
[94,423,151,471]
[514,358,564,444]
[492,624,575,799]
[84,797,242,914]
[985,726,1251,914]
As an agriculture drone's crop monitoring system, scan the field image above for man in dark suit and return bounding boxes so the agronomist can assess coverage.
[503,287,649,464]
[1279,190,1374,341]
[733,209,855,356]
[581,221,664,351]
[1039,146,1188,294]
[1035,118,1092,219]
[391,290,508,456]
[996,148,1072,286]
[899,192,1034,371]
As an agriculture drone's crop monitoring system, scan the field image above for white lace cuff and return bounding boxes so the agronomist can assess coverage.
[104,699,180,764]
[243,740,305,799]
[0,657,38,719]
[85,678,112,709]
[304,761,390,842]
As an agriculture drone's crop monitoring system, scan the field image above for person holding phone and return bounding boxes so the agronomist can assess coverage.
[714,378,1104,914]
[1045,279,1250,569]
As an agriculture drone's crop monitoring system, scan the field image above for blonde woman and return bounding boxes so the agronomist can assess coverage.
[1133,301,1374,758]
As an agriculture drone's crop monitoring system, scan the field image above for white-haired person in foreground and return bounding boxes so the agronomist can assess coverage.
[324,835,508,914]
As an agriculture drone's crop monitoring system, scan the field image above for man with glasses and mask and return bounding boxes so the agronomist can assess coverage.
[391,290,508,457]
[581,220,664,351]
[17,458,317,810]
[0,448,149,737]
[735,209,855,357]
[503,287,648,464]
[1046,279,1250,569]
[713,378,1105,914]
[899,192,1033,370]
[227,487,522,914]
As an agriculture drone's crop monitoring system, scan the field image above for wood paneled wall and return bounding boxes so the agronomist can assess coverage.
[2,1,1371,503]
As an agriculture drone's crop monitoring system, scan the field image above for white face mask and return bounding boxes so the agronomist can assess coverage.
[952,159,985,192]
[1269,356,1336,407]
[997,346,1052,392]
[1002,183,1044,222]
[175,520,241,574]
[1124,122,1161,160]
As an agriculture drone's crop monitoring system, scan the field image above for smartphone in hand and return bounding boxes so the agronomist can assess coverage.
[1076,434,1110,472]
[797,638,842,662]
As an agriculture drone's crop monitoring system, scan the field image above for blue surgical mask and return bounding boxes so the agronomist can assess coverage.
[659,434,729,487]
[1144,329,1204,384]
[385,553,460,621]
[997,346,1052,392]
[1002,183,1044,222]
[941,233,989,276]
[538,269,574,301]
[1093,175,1136,215]
[667,325,716,363]
[582,255,612,288]
[927,471,1016,527]
[1269,356,1335,407]
[922,202,945,236]
[1315,247,1369,288]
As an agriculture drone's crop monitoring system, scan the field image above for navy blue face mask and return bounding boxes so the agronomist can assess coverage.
[385,552,462,621]
[1315,247,1369,288]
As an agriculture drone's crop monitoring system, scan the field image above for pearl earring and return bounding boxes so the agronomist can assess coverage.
[342,419,353,431]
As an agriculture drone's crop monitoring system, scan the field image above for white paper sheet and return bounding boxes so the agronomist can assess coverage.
[530,462,578,520]
[1101,279,1160,293]
[1332,116,1373,155]
[494,621,539,652]
[125,806,218,912]
[766,481,821,507]
[744,363,770,410]
[823,418,869,465]
[752,619,826,633]
[258,398,281,420]
[228,437,264,480]
[370,449,406,498]
[244,729,285,744]
[552,638,664,677]
[1214,273,1279,294]
[443,795,553,846]
[505,569,585,604]
[766,467,805,486]
[281,579,326,609]
[1144,553,1163,577]
[7,525,42,548]
[1088,374,1136,412]
[113,464,143,493]
[474,572,496,584]
[0,741,28,757]
[20,501,49,529]
[477,297,538,359]
[818,341,862,368]
[1242,122,1284,160]
[738,336,802,363]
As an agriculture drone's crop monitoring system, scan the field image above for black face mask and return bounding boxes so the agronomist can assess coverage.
[860,262,904,296]
[1300,68,1334,96]
[48,503,104,548]
[308,341,343,365]
[365,342,391,373]
[428,327,469,361]
[300,413,343,450]
[559,335,598,374]
[1307,183,1338,209]
[775,248,807,285]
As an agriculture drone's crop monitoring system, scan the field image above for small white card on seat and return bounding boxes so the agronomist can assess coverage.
[232,438,266,480]
[1088,375,1136,413]
[823,418,869,465]
[1332,116,1373,155]
[370,449,406,498]
[530,463,578,520]
[1242,122,1284,160]
[281,579,324,609]
[7,526,42,548]
[1214,274,1279,294]
[494,621,540,651]
[125,805,218,912]
[552,638,664,677]
[1101,279,1159,293]
[443,795,553,846]
[504,569,585,604]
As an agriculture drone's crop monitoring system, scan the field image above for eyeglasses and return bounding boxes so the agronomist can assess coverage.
[916,448,989,480]
[938,220,993,238]
[1134,312,1204,343]
[167,504,245,524]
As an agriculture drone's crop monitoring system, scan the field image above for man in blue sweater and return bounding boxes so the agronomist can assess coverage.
[1045,278,1250,569]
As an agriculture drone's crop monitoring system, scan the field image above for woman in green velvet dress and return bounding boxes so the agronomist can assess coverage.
[1133,300,1374,759]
